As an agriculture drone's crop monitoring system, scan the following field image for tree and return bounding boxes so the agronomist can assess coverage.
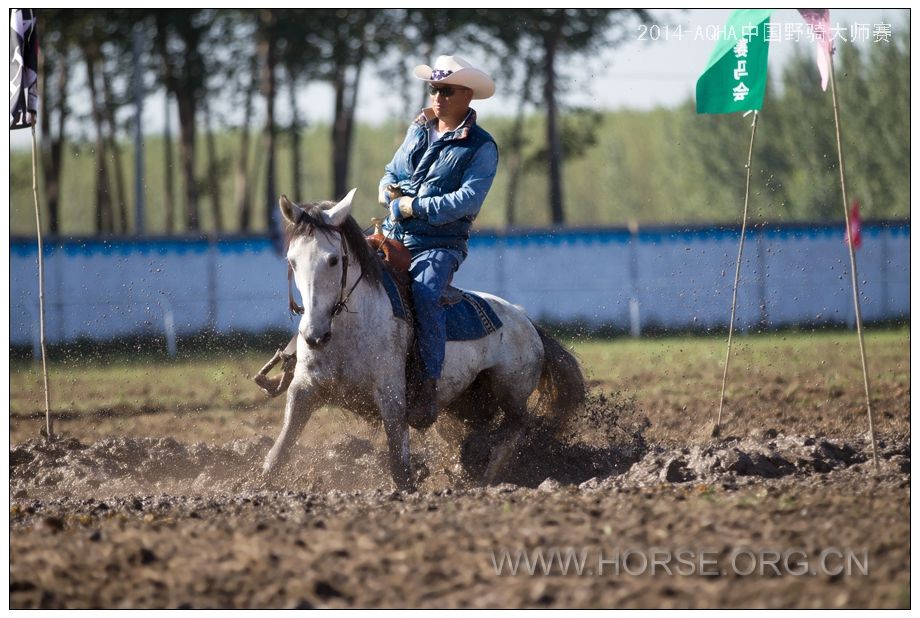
[98,35,132,234]
[77,33,114,233]
[481,9,650,225]
[163,93,177,233]
[308,9,395,198]
[153,10,213,232]
[404,10,472,110]
[500,56,538,227]
[213,12,260,232]
[201,95,224,233]
[275,10,324,203]
[257,9,279,233]
[37,10,78,235]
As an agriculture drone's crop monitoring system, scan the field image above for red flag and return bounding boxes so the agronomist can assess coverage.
[798,9,832,91]
[845,199,862,249]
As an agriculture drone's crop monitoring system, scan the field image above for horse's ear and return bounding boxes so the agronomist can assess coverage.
[279,194,301,225]
[322,188,356,227]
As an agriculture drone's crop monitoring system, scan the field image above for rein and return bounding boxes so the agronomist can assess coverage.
[288,227,366,319]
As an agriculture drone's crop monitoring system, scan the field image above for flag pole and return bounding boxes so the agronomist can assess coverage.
[712,110,758,438]
[30,122,53,440]
[828,53,879,470]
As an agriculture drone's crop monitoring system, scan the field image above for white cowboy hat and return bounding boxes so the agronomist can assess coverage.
[413,55,495,100]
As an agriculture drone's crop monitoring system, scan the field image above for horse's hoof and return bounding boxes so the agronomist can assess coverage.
[253,373,291,398]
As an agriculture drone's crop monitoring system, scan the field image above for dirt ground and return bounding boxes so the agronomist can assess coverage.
[9,331,911,608]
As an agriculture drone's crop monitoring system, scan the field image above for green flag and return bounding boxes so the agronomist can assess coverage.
[696,9,772,114]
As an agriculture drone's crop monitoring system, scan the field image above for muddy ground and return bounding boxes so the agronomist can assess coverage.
[9,334,911,608]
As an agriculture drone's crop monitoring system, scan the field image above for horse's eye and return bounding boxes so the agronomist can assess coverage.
[328,256,339,268]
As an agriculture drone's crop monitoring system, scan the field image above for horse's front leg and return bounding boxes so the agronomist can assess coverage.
[263,383,321,478]
[375,385,414,492]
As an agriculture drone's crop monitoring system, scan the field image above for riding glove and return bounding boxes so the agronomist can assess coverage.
[389,196,415,220]
[379,183,403,206]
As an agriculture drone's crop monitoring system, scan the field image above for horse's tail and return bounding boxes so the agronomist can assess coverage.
[532,322,586,433]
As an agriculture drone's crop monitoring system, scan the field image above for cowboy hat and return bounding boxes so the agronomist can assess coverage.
[413,55,495,100]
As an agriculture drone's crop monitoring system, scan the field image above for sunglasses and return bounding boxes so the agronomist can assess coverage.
[427,85,469,97]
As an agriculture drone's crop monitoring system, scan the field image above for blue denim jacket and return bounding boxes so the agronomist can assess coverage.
[380,108,498,256]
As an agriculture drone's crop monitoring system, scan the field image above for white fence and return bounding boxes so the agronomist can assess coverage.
[10,221,910,346]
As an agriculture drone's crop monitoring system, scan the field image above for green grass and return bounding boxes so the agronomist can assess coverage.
[567,327,909,441]
[11,327,909,446]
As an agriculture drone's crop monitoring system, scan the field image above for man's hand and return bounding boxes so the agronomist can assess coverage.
[379,183,404,206]
[389,196,414,220]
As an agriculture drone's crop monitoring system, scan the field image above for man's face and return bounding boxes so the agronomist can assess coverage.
[428,84,474,120]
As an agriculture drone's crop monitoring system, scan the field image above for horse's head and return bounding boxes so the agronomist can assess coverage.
[280,189,357,350]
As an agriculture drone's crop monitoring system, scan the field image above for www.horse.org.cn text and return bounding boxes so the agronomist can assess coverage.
[488,546,870,578]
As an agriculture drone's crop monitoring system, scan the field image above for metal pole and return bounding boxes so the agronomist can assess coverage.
[30,123,53,440]
[828,53,879,470]
[132,25,145,235]
[713,110,758,438]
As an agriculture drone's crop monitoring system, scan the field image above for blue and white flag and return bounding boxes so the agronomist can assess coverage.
[10,8,38,130]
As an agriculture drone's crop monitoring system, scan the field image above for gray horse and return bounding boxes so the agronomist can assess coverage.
[262,190,585,491]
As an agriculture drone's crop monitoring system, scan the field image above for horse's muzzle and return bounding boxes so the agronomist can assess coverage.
[303,331,332,349]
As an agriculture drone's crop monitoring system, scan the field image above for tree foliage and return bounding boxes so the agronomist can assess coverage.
[10,11,910,235]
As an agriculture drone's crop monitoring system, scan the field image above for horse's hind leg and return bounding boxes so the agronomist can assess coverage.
[482,400,528,485]
[263,385,320,478]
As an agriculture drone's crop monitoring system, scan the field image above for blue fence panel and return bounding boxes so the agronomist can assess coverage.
[9,221,910,345]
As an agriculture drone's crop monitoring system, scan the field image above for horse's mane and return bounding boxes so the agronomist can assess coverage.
[285,201,383,289]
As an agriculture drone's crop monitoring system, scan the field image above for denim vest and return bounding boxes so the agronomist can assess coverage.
[381,109,497,256]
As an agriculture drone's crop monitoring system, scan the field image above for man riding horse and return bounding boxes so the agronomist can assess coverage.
[255,54,498,430]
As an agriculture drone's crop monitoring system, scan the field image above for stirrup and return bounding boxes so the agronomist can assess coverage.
[252,347,297,398]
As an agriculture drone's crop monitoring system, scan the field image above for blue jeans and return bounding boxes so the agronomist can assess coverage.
[409,248,463,380]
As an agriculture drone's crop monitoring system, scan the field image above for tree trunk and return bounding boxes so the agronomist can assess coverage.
[331,40,366,198]
[259,9,278,232]
[288,72,304,201]
[419,33,438,109]
[100,59,129,234]
[331,64,347,198]
[175,94,199,232]
[505,60,536,228]
[235,54,258,231]
[155,15,200,233]
[164,94,176,234]
[40,48,68,235]
[544,12,566,226]
[418,16,437,111]
[84,49,114,234]
[202,96,223,233]
[344,55,365,187]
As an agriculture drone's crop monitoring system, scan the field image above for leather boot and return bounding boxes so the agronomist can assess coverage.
[252,348,297,398]
[407,378,438,429]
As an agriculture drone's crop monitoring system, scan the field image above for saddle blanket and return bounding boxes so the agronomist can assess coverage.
[380,269,503,341]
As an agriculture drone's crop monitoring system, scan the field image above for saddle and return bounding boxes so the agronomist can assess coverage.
[366,220,463,307]
[366,221,466,415]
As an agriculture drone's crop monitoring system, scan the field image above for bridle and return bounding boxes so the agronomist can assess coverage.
[288,226,365,319]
